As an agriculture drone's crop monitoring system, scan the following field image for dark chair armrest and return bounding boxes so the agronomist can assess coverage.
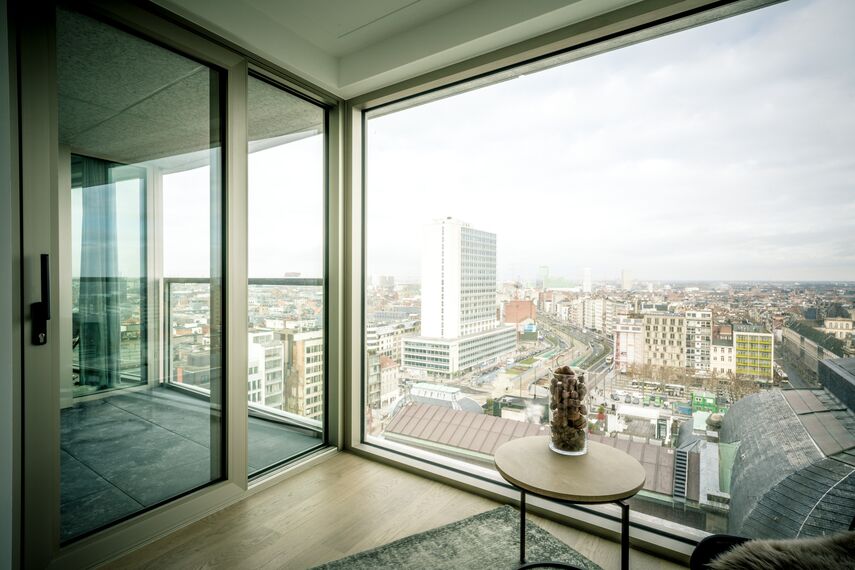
[690,534,752,570]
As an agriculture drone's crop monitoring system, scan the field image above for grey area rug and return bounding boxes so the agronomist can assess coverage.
[311,505,602,570]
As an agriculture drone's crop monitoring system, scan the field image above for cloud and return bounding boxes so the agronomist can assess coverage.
[367,0,855,282]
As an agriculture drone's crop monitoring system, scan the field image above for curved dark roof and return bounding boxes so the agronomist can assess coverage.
[720,391,823,535]
[740,458,855,538]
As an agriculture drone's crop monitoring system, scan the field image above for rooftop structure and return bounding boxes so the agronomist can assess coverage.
[719,383,855,538]
[384,403,547,461]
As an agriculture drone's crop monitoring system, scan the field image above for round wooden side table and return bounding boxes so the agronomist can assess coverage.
[494,436,646,570]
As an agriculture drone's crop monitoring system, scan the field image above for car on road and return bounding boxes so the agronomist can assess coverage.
[624,394,632,404]
[632,396,640,405]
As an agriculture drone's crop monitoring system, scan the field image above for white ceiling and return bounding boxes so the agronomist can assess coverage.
[153,0,643,99]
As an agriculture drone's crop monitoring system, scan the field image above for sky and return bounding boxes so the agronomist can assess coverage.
[365,0,855,284]
[160,136,324,279]
[73,0,855,284]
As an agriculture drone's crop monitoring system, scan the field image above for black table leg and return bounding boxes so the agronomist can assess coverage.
[516,489,581,570]
[619,500,630,570]
[520,490,526,565]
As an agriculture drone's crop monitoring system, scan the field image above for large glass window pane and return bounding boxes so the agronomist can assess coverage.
[59,7,224,542]
[365,0,855,540]
[245,76,326,476]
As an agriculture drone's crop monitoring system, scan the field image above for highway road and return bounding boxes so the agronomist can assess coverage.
[494,316,615,399]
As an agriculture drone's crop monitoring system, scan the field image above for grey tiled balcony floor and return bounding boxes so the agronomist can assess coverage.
[60,386,322,541]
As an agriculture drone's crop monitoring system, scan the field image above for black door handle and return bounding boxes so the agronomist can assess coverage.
[31,253,51,345]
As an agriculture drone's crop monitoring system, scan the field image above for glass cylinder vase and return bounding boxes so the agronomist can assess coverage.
[549,366,588,456]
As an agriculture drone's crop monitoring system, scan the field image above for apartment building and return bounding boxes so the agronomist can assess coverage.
[248,330,286,407]
[613,316,645,373]
[733,325,774,382]
[365,320,420,364]
[685,311,712,371]
[710,338,736,377]
[503,299,537,327]
[379,355,401,412]
[822,318,854,342]
[782,322,843,381]
[643,313,687,368]
[281,328,325,421]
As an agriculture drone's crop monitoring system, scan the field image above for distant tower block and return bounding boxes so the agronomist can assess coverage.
[582,267,592,293]
[403,218,516,379]
[537,265,549,289]
[621,270,632,291]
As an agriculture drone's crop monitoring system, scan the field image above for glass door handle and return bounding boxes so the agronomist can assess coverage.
[31,253,51,345]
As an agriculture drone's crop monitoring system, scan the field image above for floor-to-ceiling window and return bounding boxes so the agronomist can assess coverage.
[245,75,327,476]
[363,0,855,541]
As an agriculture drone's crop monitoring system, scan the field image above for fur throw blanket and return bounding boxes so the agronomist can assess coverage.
[708,531,855,570]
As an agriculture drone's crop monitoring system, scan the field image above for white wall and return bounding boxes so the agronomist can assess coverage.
[1,0,16,566]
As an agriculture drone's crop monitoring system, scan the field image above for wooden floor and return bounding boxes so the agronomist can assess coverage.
[106,452,687,570]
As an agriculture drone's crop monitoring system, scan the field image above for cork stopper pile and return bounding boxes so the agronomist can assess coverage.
[550,366,588,453]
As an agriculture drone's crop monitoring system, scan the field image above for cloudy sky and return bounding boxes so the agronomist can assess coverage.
[366,0,855,284]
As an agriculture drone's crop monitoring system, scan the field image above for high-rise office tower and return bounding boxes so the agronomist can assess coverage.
[421,218,497,338]
[536,265,549,289]
[621,269,632,291]
[403,218,516,379]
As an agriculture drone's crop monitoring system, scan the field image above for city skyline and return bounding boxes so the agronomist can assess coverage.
[366,0,855,283]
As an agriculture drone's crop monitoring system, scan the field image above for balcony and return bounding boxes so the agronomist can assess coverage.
[61,277,326,542]
[60,384,322,542]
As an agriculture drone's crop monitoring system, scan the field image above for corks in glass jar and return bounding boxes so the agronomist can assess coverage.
[549,365,588,454]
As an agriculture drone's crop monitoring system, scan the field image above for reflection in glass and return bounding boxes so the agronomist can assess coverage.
[72,156,147,395]
[59,7,223,542]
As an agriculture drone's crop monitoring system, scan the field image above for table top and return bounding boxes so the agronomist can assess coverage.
[494,436,646,503]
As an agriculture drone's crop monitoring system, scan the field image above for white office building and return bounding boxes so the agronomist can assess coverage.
[365,319,420,364]
[621,269,632,291]
[248,330,285,409]
[613,316,645,373]
[685,311,712,371]
[403,218,516,378]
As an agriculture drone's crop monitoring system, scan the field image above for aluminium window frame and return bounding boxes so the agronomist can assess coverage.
[345,0,783,563]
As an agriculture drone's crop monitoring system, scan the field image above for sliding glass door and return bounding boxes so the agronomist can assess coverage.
[58,6,226,543]
[19,4,237,566]
[18,3,334,565]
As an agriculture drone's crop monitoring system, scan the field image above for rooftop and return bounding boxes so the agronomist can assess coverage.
[384,403,546,460]
[720,388,855,538]
[733,324,769,334]
[383,404,676,497]
[788,321,847,357]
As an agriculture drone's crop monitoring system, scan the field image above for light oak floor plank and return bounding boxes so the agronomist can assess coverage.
[105,452,687,570]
